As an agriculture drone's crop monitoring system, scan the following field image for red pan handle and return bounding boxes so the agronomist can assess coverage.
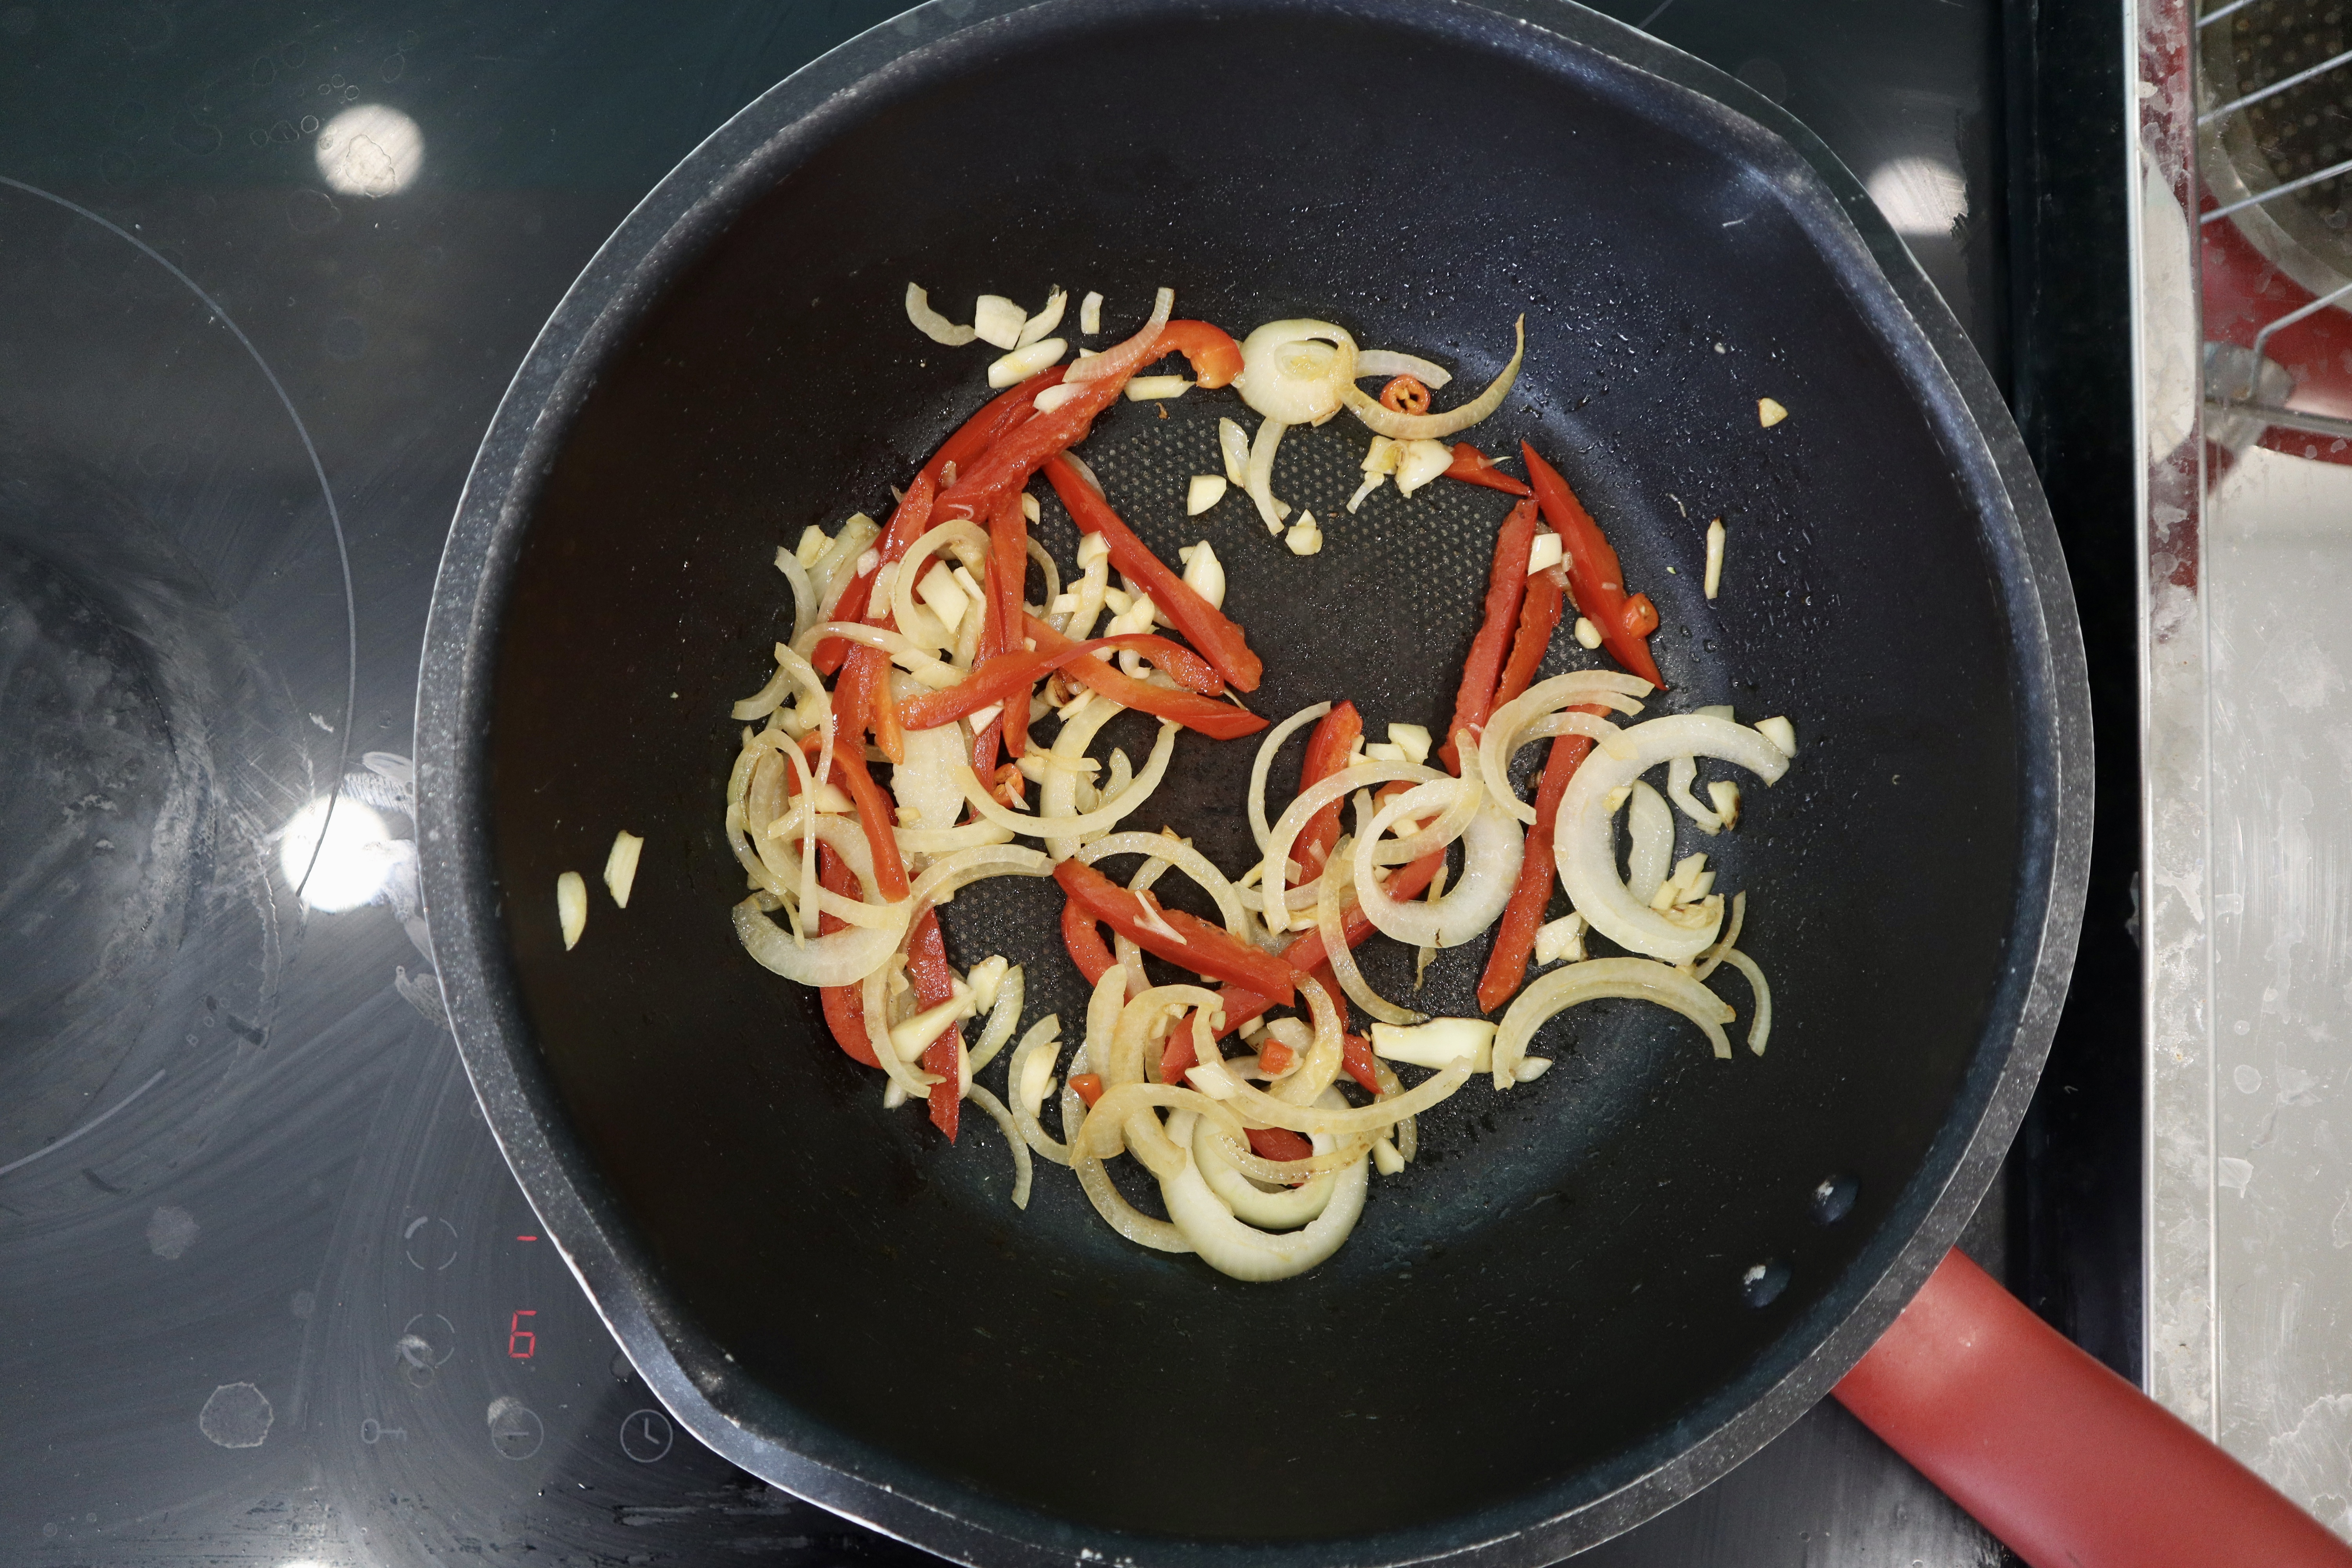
[1834,1248,2352,1568]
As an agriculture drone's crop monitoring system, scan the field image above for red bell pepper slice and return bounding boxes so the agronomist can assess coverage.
[1341,1032,1379,1094]
[1042,456,1264,693]
[815,844,881,1067]
[1493,560,1566,713]
[935,313,1172,521]
[1474,719,1600,1013]
[987,490,1033,757]
[1160,1011,1201,1085]
[1445,443,1533,496]
[826,717,910,902]
[1212,848,1448,1036]
[1023,617,1267,740]
[1256,1034,1296,1077]
[1054,859,1297,1005]
[1245,1127,1314,1163]
[1069,1073,1105,1107]
[1439,497,1539,772]
[1061,898,1117,985]
[1151,319,1243,388]
[815,469,940,677]
[895,633,1221,732]
[904,907,963,1142]
[1295,700,1363,872]
[969,713,1002,796]
[1522,443,1665,689]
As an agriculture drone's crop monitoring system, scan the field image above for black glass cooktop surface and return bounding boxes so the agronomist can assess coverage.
[0,3,2132,1564]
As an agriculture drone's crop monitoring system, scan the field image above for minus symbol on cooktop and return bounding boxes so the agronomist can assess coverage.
[517,1234,538,1241]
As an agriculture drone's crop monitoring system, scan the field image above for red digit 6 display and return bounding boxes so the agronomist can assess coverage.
[507,1309,537,1359]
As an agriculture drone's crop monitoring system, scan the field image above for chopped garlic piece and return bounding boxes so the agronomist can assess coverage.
[1124,374,1193,401]
[1528,531,1564,575]
[794,525,829,566]
[918,561,969,632]
[1708,780,1742,828]
[1380,723,1430,766]
[1048,592,1079,616]
[1514,1057,1553,1083]
[890,983,975,1061]
[1076,531,1111,569]
[1361,435,1400,475]
[603,831,644,909]
[1363,741,1407,762]
[1218,417,1250,485]
[905,283,978,346]
[972,294,1025,350]
[1079,290,1103,335]
[1393,437,1454,497]
[853,547,880,581]
[1178,539,1226,608]
[1704,517,1726,599]
[1573,615,1603,650]
[1650,852,1711,912]
[1022,492,1041,524]
[1101,584,1133,615]
[1015,287,1067,347]
[1756,715,1797,756]
[1697,703,1735,720]
[1187,475,1229,517]
[966,702,1002,733]
[1534,913,1586,965]
[1284,513,1323,556]
[1033,381,1083,414]
[883,1080,910,1110]
[1346,470,1386,513]
[1372,1017,1495,1071]
[1185,1058,1239,1099]
[1758,396,1789,428]
[965,955,1010,1014]
[951,565,989,610]
[1017,1043,1057,1115]
[1372,1137,1406,1176]
[988,337,1066,388]
[556,871,588,949]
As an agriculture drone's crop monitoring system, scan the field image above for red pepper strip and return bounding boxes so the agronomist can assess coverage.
[1474,719,1601,1013]
[969,714,1002,799]
[897,633,1222,732]
[1439,497,1540,773]
[1069,1073,1105,1107]
[1160,1011,1200,1085]
[1493,563,1566,713]
[1521,443,1666,689]
[1054,859,1297,1005]
[815,469,940,677]
[829,724,911,902]
[1043,456,1265,693]
[1246,1127,1314,1163]
[903,908,963,1141]
[1341,1032,1379,1094]
[1023,617,1268,740]
[1445,443,1533,497]
[935,318,1169,522]
[815,844,882,1067]
[1257,1035,1296,1076]
[987,490,1033,757]
[1296,700,1363,872]
[1061,899,1116,984]
[1151,319,1245,388]
[1212,849,1449,1037]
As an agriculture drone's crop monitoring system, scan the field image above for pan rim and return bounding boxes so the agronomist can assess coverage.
[414,0,2093,1562]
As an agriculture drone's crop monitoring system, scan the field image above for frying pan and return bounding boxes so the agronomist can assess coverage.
[412,2,2338,1564]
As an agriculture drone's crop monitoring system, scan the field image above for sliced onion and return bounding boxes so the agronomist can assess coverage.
[1039,686,1123,859]
[1269,971,1348,1108]
[1023,536,1062,619]
[905,283,978,346]
[1341,316,1524,439]
[1477,671,1654,824]
[1233,319,1360,425]
[1162,1112,1367,1281]
[1691,889,1747,981]
[1063,286,1174,383]
[1355,348,1453,388]
[957,720,1176,841]
[810,514,882,619]
[1625,781,1673,905]
[1320,836,1425,1025]
[891,711,969,836]
[1350,778,1522,949]
[1217,1058,1471,1139]
[1245,416,1289,532]
[1555,714,1789,964]
[1667,754,1724,834]
[732,641,829,724]
[963,1083,1033,1208]
[966,964,1025,1077]
[907,844,1055,908]
[1261,760,1446,934]
[1079,831,1249,938]
[1063,1044,1192,1254]
[1492,956,1737,1087]
[866,957,933,1098]
[1715,948,1771,1055]
[1008,1017,1071,1167]
[1247,700,1332,853]
[733,891,904,987]
[1186,1109,1338,1229]
[773,544,819,646]
[894,820,1016,855]
[889,519,991,653]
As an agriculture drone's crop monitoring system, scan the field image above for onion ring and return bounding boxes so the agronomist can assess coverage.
[1340,316,1524,439]
[1492,955,1737,1086]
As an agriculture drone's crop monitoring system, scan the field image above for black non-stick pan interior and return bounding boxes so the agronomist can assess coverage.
[441,0,2065,1560]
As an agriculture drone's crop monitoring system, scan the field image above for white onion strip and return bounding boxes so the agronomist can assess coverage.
[1355,349,1453,389]
[1556,714,1788,964]
[1184,1110,1338,1229]
[1008,1018,1071,1167]
[1625,781,1673,905]
[1714,949,1772,1055]
[1319,836,1425,1025]
[1691,889,1748,982]
[1247,700,1332,852]
[1667,754,1724,834]
[1063,1047,1192,1254]
[1161,1113,1367,1281]
[1040,689,1124,860]
[966,965,1025,1076]
[955,721,1177,841]
[1350,779,1522,949]
[773,546,819,646]
[1341,316,1525,439]
[1260,760,1446,934]
[963,1083,1033,1208]
[1245,416,1289,532]
[1476,671,1653,824]
[1063,286,1174,383]
[1492,956,1737,1087]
